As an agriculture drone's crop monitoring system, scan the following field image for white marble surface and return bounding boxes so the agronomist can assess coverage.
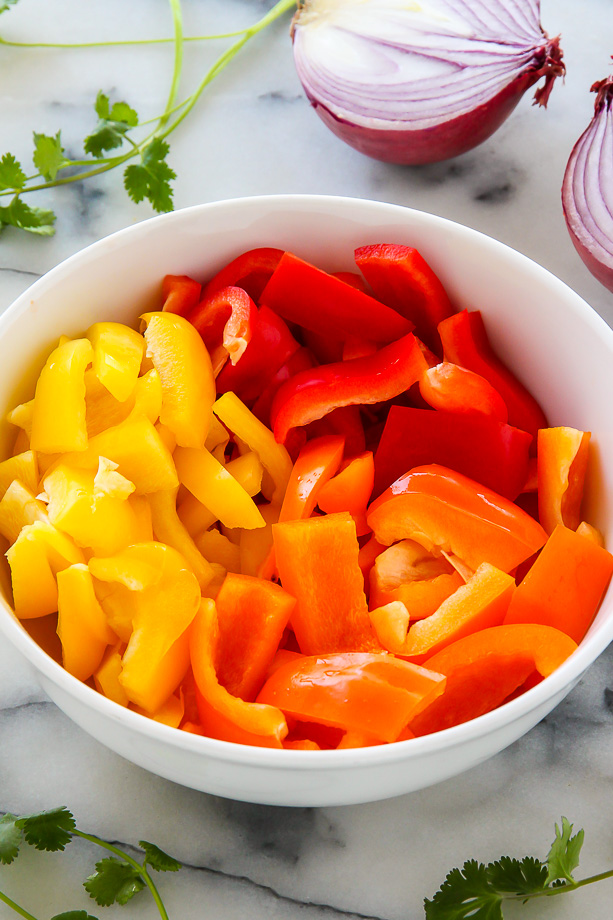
[1,1,613,918]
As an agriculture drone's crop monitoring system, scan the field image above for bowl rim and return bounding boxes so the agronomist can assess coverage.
[1,192,613,769]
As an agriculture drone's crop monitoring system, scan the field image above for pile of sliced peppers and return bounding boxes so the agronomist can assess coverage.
[2,242,612,749]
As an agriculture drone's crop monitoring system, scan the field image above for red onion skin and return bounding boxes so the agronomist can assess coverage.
[294,18,564,166]
[562,75,613,293]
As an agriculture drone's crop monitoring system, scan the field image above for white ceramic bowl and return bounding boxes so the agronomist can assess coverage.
[1,195,612,807]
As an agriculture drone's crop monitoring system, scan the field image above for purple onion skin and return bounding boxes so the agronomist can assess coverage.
[562,75,613,293]
[295,35,564,166]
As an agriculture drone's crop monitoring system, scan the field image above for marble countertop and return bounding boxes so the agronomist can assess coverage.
[1,1,613,918]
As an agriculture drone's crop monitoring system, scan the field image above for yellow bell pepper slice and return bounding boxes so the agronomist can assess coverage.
[205,415,230,454]
[213,392,292,503]
[0,479,49,544]
[0,450,39,499]
[177,451,264,536]
[175,446,265,530]
[7,399,34,436]
[239,502,280,577]
[57,563,116,681]
[129,494,154,541]
[148,487,215,590]
[195,528,241,573]
[141,311,215,449]
[31,337,93,453]
[7,521,84,618]
[84,370,132,438]
[94,644,129,707]
[132,691,185,728]
[92,580,135,643]
[127,368,163,425]
[87,321,145,403]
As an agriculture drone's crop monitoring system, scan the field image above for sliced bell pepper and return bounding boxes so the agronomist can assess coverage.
[317,451,374,536]
[195,528,241,573]
[368,464,548,573]
[576,521,604,546]
[94,644,129,707]
[202,247,284,301]
[141,311,215,449]
[409,624,578,736]
[56,563,116,681]
[30,338,93,453]
[261,251,413,344]
[187,285,257,367]
[84,370,132,438]
[0,450,39,500]
[368,601,410,654]
[538,427,591,534]
[272,512,378,655]
[271,333,427,444]
[300,328,344,366]
[342,337,378,362]
[369,540,463,620]
[256,651,446,743]
[438,310,548,440]
[214,573,296,701]
[331,270,369,293]
[504,524,613,643]
[0,479,49,544]
[358,534,386,584]
[213,392,293,503]
[178,450,264,535]
[354,243,453,353]
[191,597,288,747]
[419,362,508,423]
[7,520,85,619]
[215,305,300,402]
[174,446,265,530]
[279,435,345,523]
[240,502,279,578]
[147,487,216,590]
[87,322,145,403]
[372,407,532,501]
[306,405,366,458]
[161,274,202,316]
[399,563,515,662]
[251,347,315,426]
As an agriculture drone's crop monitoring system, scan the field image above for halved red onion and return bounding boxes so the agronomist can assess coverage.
[562,70,613,292]
[291,0,564,165]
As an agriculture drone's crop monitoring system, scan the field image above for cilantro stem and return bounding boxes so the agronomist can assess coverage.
[161,0,184,129]
[72,830,170,920]
[0,890,39,920]
[0,29,274,49]
[505,867,613,903]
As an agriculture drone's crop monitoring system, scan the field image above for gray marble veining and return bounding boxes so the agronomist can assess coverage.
[1,0,613,917]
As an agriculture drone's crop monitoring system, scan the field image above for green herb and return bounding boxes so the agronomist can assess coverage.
[425,817,613,918]
[0,806,181,920]
[0,0,297,238]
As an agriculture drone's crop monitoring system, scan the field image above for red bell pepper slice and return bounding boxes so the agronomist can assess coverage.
[161,274,202,317]
[214,573,296,701]
[271,333,427,444]
[273,512,378,655]
[256,651,446,743]
[306,405,366,457]
[367,464,548,574]
[202,247,284,301]
[331,270,369,293]
[437,310,548,440]
[216,304,300,402]
[187,285,257,367]
[373,406,532,501]
[260,251,413,344]
[419,362,508,423]
[504,524,613,643]
[279,434,345,524]
[354,244,453,353]
[251,347,315,426]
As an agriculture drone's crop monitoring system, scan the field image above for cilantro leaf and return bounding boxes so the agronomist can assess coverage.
[16,806,75,851]
[124,138,175,213]
[51,913,100,920]
[487,856,548,896]
[0,0,19,14]
[33,131,68,181]
[0,153,26,191]
[140,839,182,872]
[0,814,22,864]
[84,92,139,157]
[83,857,145,906]
[545,817,584,886]
[424,860,503,920]
[0,197,56,236]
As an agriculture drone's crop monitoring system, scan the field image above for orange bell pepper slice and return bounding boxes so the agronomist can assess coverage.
[367,464,548,573]
[256,651,446,743]
[141,311,215,449]
[317,451,375,536]
[273,512,378,655]
[368,539,463,620]
[279,434,345,523]
[419,362,508,423]
[214,573,296,701]
[504,524,613,643]
[400,563,515,662]
[190,598,288,747]
[409,624,578,736]
[537,427,591,535]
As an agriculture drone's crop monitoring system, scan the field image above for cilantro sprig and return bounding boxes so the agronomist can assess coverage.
[0,806,181,920]
[426,817,613,918]
[0,0,297,237]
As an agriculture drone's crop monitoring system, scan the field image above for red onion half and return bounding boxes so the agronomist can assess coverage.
[291,0,564,165]
[562,70,613,292]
